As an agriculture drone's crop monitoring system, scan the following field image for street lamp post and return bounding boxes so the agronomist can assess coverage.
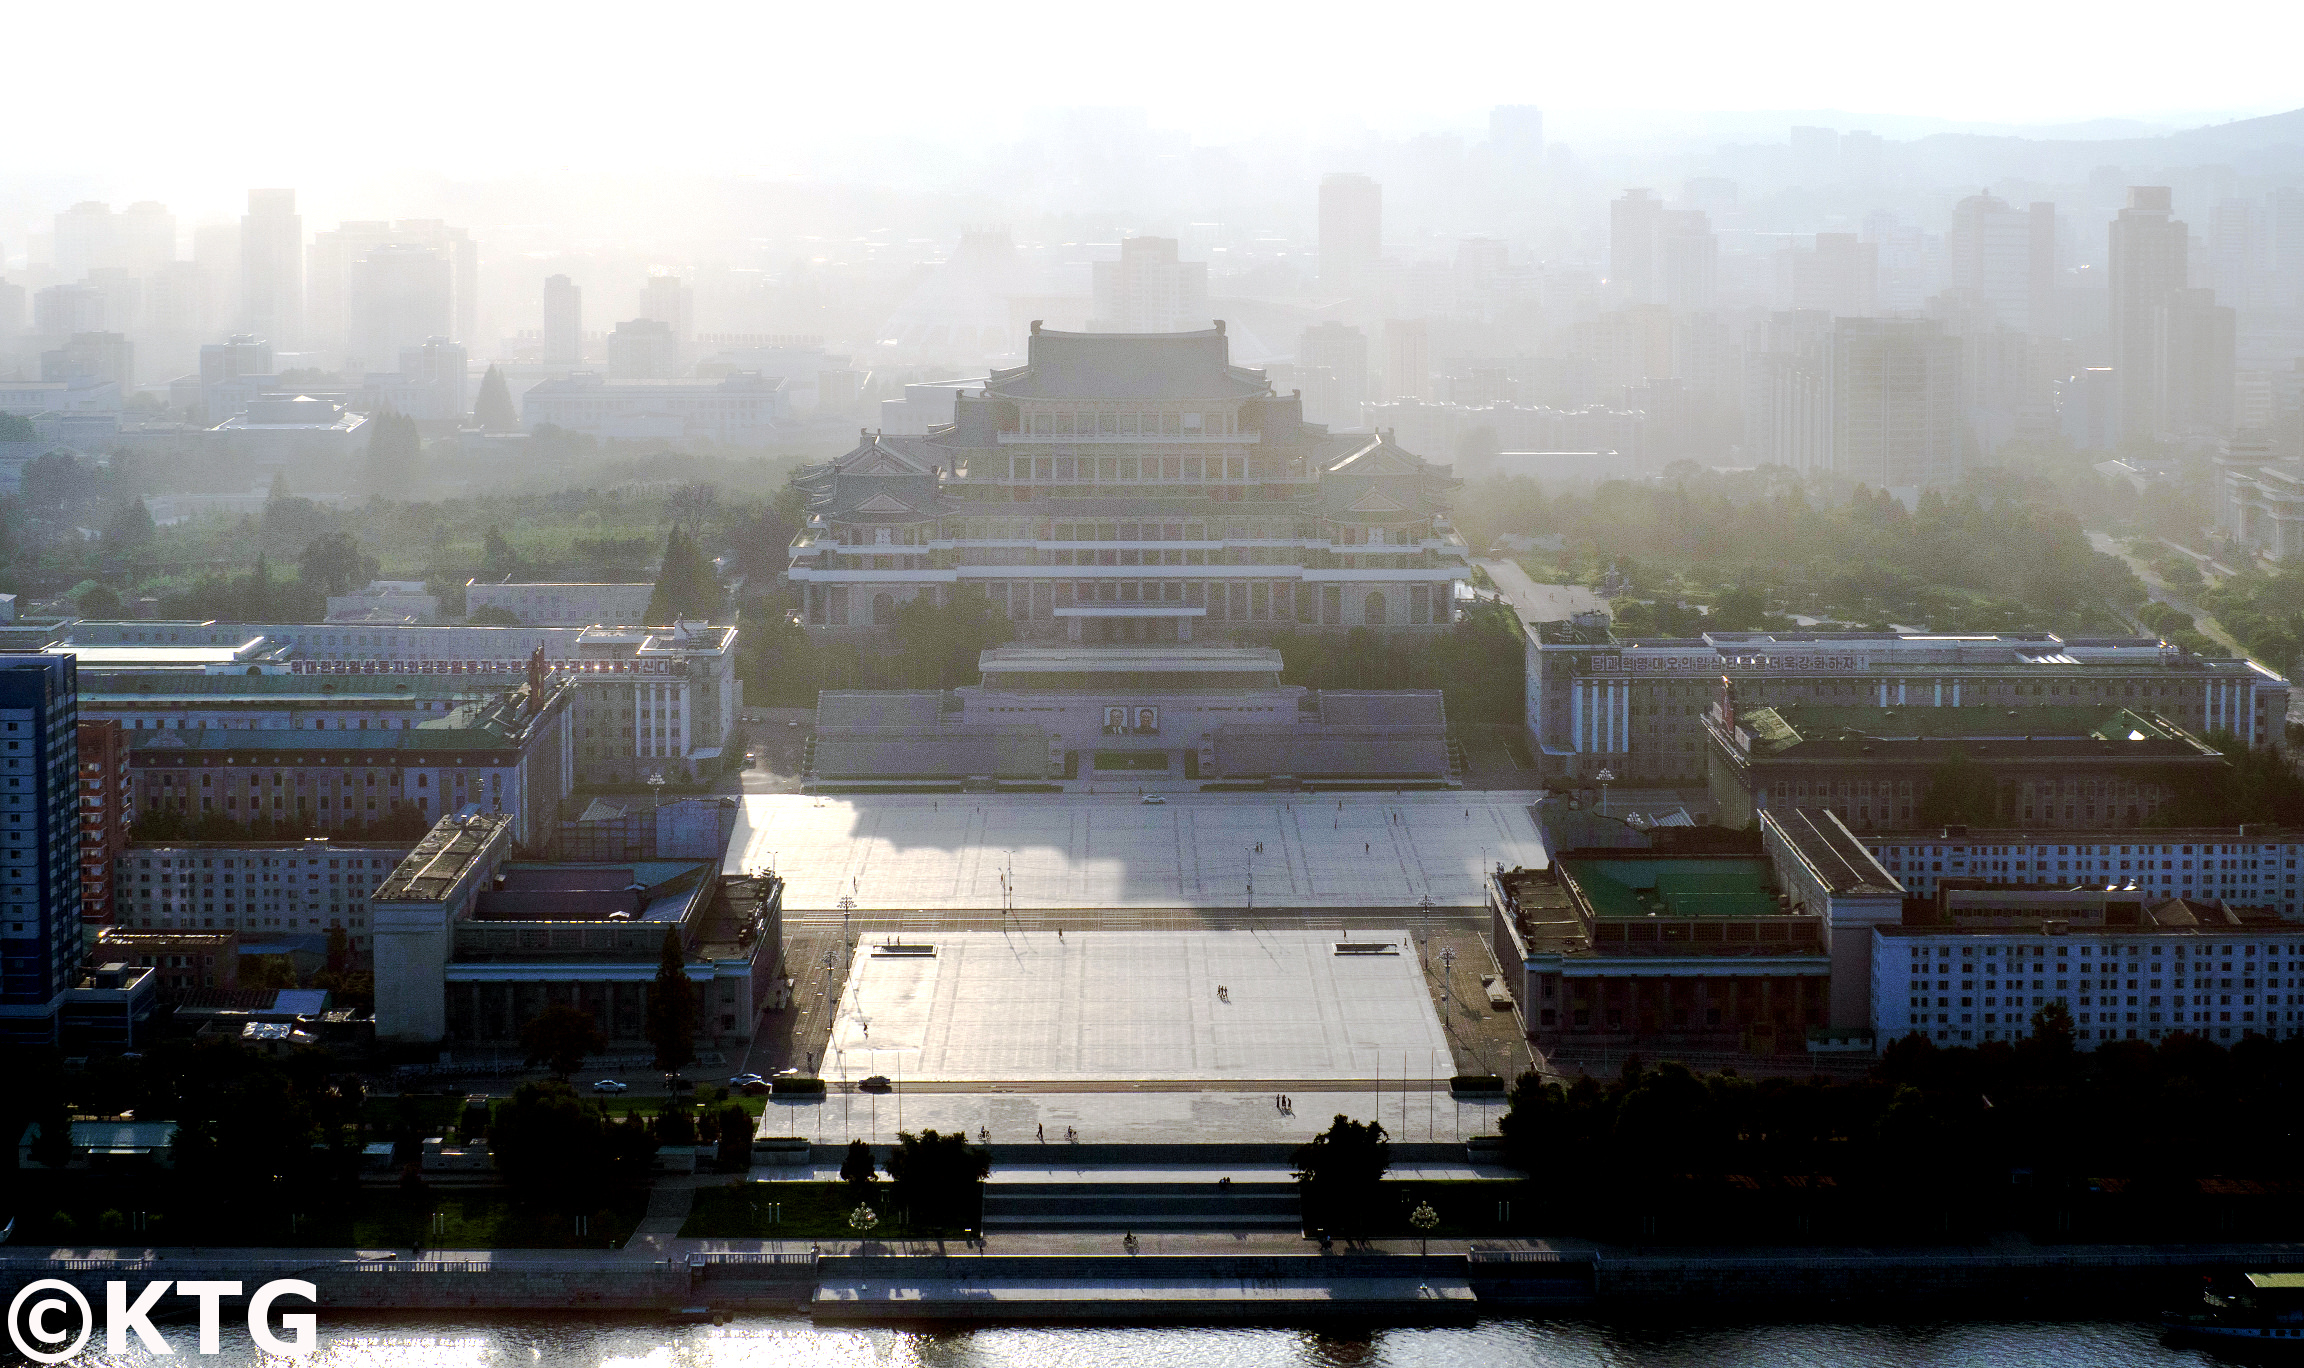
[1594,767,1615,817]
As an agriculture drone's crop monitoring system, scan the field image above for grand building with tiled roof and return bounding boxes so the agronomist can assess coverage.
[788,324,1472,642]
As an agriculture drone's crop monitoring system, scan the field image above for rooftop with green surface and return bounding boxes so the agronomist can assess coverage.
[1555,857,1783,919]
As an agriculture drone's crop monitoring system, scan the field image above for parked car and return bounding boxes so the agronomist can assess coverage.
[735,1079,771,1096]
[859,1075,893,1093]
[1140,794,1166,805]
[728,1074,766,1089]
[591,1079,628,1094]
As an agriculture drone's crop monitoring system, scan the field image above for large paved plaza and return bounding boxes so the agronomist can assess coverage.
[828,929,1451,1084]
[724,791,1548,912]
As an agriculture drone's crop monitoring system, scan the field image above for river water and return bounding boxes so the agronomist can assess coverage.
[63,1313,2235,1368]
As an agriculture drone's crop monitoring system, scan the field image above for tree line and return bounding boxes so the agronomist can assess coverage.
[1463,463,2146,636]
[1495,1017,2304,1240]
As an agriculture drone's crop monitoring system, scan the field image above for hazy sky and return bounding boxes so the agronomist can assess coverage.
[18,0,2294,193]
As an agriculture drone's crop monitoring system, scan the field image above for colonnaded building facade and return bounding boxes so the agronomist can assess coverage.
[1526,620,2290,785]
[787,324,1472,643]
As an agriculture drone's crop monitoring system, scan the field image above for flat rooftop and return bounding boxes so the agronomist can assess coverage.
[725,792,1549,910]
[1735,704,2217,758]
[832,929,1449,1083]
[471,861,710,923]
[1555,857,1780,918]
[373,814,510,903]
[977,645,1285,673]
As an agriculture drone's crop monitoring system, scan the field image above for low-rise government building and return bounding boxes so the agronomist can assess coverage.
[1524,621,2288,784]
[810,644,1452,786]
[372,813,782,1046]
[1703,687,2229,831]
[4,617,741,785]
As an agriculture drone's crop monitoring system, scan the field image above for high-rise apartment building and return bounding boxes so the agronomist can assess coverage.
[1744,310,1833,472]
[543,274,583,364]
[1318,173,1382,292]
[1609,189,1661,303]
[42,333,134,388]
[1826,318,1961,493]
[2153,288,2236,437]
[1782,232,1878,317]
[1088,237,1210,333]
[239,189,303,346]
[145,261,215,339]
[2207,199,2261,312]
[606,319,680,379]
[77,719,128,926]
[1944,191,2055,333]
[1383,319,1431,402]
[53,201,176,280]
[1297,321,1369,427]
[0,654,82,1046]
[391,337,470,419]
[1656,209,1718,312]
[348,244,452,373]
[639,275,692,351]
[306,219,478,366]
[2109,186,2189,439]
[33,283,107,336]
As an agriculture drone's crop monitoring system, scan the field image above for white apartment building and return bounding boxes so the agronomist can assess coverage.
[115,836,419,957]
[1862,826,2301,918]
[1874,910,2304,1050]
[464,580,653,626]
[521,371,786,446]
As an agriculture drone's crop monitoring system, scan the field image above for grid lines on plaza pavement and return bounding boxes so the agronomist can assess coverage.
[726,791,1548,912]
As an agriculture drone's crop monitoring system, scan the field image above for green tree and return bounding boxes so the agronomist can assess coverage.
[654,1096,697,1145]
[244,955,298,990]
[299,530,378,597]
[20,452,94,506]
[520,1003,605,1079]
[73,582,122,617]
[644,526,720,623]
[886,589,1014,688]
[467,605,525,625]
[645,927,697,1073]
[103,496,156,547]
[604,1111,659,1180]
[241,551,275,620]
[481,524,520,579]
[840,1138,878,1196]
[0,411,37,441]
[364,412,422,493]
[2026,999,2077,1060]
[886,1128,990,1229]
[1292,1114,1390,1230]
[473,364,519,431]
[489,1080,606,1193]
[715,1104,753,1170]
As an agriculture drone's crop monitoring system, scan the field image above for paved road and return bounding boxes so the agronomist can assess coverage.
[2087,530,2247,657]
[1476,559,1606,629]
